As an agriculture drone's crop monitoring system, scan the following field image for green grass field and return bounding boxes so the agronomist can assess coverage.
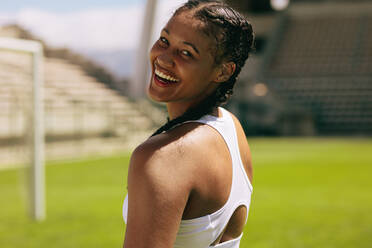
[1,138,372,248]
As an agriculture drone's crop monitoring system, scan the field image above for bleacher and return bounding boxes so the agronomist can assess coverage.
[0,28,167,164]
[258,2,372,134]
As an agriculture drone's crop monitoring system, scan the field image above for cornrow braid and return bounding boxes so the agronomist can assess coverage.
[151,0,254,137]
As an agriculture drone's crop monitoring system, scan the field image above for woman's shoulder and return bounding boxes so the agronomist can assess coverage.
[130,121,222,177]
[134,122,216,161]
[128,122,219,199]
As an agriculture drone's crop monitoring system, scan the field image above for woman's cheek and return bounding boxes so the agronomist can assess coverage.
[149,43,160,61]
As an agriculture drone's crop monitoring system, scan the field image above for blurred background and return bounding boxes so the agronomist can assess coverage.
[0,0,371,247]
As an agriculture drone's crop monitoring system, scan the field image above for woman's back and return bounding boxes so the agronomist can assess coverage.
[123,108,253,247]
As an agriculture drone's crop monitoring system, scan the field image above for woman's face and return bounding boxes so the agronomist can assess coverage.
[148,12,220,107]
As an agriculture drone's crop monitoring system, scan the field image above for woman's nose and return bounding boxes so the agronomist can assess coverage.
[156,52,175,68]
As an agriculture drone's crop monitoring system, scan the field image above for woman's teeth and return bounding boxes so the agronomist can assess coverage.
[155,69,179,82]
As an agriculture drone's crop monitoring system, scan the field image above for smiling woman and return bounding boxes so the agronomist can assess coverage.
[148,12,222,110]
[122,1,255,247]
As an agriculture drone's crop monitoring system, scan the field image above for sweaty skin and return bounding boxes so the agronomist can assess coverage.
[123,12,253,248]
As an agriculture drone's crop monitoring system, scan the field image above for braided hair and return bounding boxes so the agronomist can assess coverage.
[151,0,254,137]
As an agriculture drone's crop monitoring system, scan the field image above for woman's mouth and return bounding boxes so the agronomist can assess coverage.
[154,68,180,86]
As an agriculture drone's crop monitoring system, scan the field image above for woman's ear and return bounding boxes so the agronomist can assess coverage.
[214,62,236,83]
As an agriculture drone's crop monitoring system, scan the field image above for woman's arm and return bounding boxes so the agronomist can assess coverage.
[123,141,192,248]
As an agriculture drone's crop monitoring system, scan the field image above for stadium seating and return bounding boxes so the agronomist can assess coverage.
[255,2,372,134]
[0,32,166,164]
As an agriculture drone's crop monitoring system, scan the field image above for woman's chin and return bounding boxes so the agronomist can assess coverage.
[147,82,169,103]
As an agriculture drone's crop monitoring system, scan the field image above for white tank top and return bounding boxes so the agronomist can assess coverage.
[122,107,253,248]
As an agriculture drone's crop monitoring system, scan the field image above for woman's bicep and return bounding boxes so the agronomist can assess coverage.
[123,145,190,248]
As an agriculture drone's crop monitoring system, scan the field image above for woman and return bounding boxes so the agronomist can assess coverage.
[123,1,254,247]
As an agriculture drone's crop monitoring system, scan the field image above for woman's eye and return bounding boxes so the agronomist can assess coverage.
[159,37,168,45]
[181,50,193,58]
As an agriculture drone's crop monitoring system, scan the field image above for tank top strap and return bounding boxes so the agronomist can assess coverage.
[183,107,234,144]
[190,108,253,241]
[192,107,253,197]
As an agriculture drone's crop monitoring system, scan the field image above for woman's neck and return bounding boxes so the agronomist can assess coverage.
[166,100,219,121]
[166,102,192,121]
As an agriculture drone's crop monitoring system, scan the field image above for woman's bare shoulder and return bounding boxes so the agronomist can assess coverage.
[133,122,215,162]
[129,122,216,186]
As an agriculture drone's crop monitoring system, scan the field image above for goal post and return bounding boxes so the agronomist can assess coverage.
[0,37,45,221]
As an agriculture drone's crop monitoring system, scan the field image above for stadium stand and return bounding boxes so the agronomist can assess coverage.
[234,1,372,135]
[0,26,166,165]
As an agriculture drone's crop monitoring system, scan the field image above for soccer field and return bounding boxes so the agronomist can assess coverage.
[0,138,371,248]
